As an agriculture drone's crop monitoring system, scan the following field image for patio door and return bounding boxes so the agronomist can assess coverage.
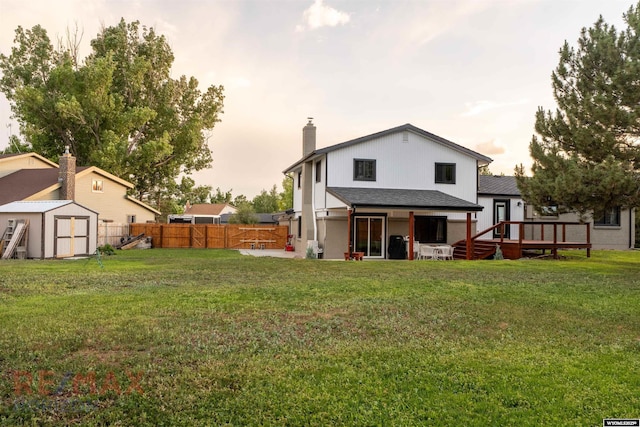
[354,216,384,258]
[493,200,510,238]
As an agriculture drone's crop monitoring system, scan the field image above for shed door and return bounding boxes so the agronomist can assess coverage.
[55,216,90,258]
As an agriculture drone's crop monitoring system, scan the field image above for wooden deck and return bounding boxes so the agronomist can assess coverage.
[481,238,592,260]
[453,221,592,260]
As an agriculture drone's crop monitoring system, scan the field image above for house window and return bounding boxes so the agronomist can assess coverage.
[435,163,456,184]
[315,161,322,183]
[414,216,447,243]
[92,179,103,192]
[297,172,302,189]
[595,206,621,226]
[354,159,376,181]
[297,216,302,238]
[539,205,558,217]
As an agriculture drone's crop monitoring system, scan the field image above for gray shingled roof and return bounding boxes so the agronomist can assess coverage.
[284,123,492,173]
[0,167,89,205]
[0,169,60,205]
[478,175,521,196]
[327,187,484,211]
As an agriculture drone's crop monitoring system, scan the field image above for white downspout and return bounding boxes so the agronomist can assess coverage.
[312,161,318,242]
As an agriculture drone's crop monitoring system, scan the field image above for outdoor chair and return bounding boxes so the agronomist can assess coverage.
[418,245,438,260]
[438,245,454,260]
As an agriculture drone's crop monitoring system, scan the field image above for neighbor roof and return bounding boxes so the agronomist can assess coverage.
[284,123,493,173]
[0,167,88,205]
[0,152,58,168]
[478,176,521,196]
[327,187,484,211]
[185,203,235,215]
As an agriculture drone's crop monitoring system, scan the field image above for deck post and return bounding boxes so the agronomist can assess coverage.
[552,223,558,259]
[409,211,414,260]
[466,212,472,260]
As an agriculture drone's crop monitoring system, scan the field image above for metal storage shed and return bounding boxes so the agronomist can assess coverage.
[0,200,98,259]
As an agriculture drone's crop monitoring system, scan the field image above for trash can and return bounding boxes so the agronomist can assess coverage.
[388,235,407,259]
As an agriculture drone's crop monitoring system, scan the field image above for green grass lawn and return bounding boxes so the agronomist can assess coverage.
[1,249,639,426]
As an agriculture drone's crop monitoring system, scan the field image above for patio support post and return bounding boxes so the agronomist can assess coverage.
[466,212,472,260]
[409,211,414,260]
[347,208,352,259]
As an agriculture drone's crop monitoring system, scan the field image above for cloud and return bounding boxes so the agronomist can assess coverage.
[476,139,505,155]
[296,0,350,32]
[400,0,491,46]
[461,98,529,117]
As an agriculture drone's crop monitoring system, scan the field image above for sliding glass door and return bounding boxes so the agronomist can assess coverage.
[354,216,384,258]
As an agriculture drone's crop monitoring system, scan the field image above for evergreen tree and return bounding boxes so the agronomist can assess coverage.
[515,5,640,219]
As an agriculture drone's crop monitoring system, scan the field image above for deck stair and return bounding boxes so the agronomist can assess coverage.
[452,239,497,260]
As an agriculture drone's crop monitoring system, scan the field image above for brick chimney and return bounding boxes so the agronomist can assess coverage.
[59,146,76,200]
[302,118,316,157]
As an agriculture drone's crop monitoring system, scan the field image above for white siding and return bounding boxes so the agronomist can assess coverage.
[292,168,302,212]
[313,157,327,209]
[326,130,479,203]
[477,196,525,240]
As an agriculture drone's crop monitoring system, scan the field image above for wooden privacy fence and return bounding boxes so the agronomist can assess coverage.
[129,224,289,250]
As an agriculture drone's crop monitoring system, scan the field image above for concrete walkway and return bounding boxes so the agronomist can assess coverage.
[238,249,300,258]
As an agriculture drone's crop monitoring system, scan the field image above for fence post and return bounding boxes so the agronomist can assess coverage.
[586,223,591,258]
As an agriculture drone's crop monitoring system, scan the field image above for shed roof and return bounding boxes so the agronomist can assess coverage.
[327,187,484,211]
[0,200,76,213]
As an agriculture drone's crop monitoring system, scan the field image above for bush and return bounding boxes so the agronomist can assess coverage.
[98,244,116,256]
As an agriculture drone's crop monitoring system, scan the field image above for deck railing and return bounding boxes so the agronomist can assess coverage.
[461,221,591,260]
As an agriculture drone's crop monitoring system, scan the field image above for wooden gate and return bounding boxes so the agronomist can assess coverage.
[225,225,287,249]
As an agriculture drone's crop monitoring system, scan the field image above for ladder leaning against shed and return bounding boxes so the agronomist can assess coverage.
[1,219,29,259]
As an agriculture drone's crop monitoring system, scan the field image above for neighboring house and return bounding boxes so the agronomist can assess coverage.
[220,212,280,224]
[477,175,635,250]
[185,203,237,216]
[0,151,160,225]
[169,203,237,224]
[283,121,492,259]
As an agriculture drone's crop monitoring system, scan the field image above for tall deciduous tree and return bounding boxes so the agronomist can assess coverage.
[0,20,224,212]
[515,5,640,219]
[278,174,293,211]
[252,185,280,213]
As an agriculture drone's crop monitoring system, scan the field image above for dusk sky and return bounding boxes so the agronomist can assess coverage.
[0,0,634,198]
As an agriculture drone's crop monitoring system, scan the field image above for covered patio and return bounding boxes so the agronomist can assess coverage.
[327,187,484,260]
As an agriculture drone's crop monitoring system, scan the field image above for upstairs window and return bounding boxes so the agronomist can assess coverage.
[297,171,302,189]
[92,179,103,192]
[595,206,621,226]
[435,163,456,184]
[354,159,376,181]
[315,161,322,183]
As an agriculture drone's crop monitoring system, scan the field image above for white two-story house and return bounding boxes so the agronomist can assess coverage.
[283,121,492,260]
